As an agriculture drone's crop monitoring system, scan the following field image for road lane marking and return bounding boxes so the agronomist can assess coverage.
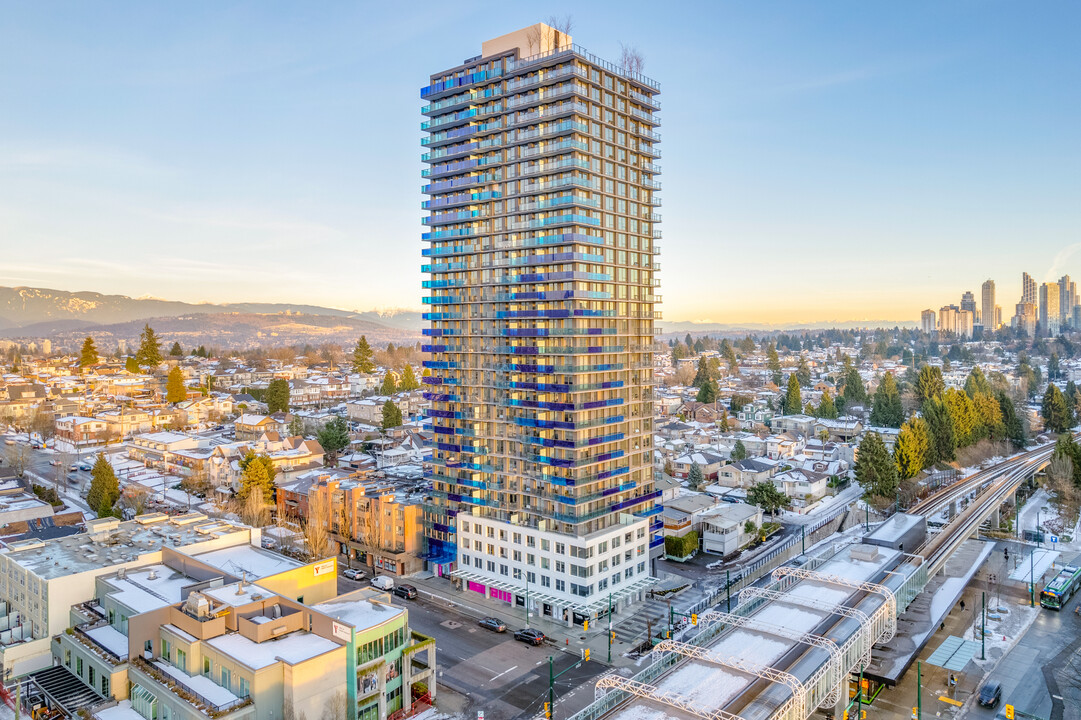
[938,696,962,707]
[490,665,518,682]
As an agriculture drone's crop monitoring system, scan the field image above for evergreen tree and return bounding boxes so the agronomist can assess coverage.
[237,453,275,504]
[943,388,978,448]
[265,378,291,413]
[767,342,782,385]
[783,374,802,415]
[166,366,187,404]
[288,415,306,437]
[719,410,730,432]
[692,356,719,388]
[696,378,718,403]
[795,356,812,388]
[1042,384,1071,434]
[854,432,899,499]
[895,418,930,480]
[746,480,788,518]
[963,366,992,398]
[381,400,403,430]
[998,390,1027,449]
[399,365,420,391]
[88,455,120,515]
[731,440,748,461]
[316,416,351,467]
[972,391,1004,441]
[841,357,866,406]
[1052,433,1081,487]
[78,336,99,369]
[168,341,183,357]
[1049,353,1062,380]
[923,397,956,464]
[721,339,739,372]
[381,372,398,396]
[869,372,904,428]
[817,389,838,420]
[135,324,163,369]
[352,336,375,374]
[688,462,704,489]
[197,345,208,358]
[124,356,140,374]
[915,365,945,404]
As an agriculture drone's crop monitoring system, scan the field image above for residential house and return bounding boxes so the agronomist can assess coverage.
[772,468,832,509]
[55,416,109,450]
[716,458,777,489]
[700,503,763,556]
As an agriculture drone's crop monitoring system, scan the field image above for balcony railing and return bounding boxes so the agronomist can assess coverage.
[132,656,252,718]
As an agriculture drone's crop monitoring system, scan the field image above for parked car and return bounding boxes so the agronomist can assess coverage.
[49,459,62,467]
[394,584,417,600]
[514,628,546,646]
[76,462,92,471]
[343,568,366,580]
[977,681,1001,708]
[370,575,395,591]
[478,617,507,633]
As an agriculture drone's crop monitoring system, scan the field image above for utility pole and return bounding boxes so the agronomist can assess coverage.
[1037,510,1042,548]
[917,660,922,719]
[607,592,613,663]
[1030,548,1035,608]
[801,526,805,555]
[981,591,986,660]
[524,576,531,627]
[726,569,732,613]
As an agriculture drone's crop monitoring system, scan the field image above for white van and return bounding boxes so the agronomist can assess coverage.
[370,576,395,591]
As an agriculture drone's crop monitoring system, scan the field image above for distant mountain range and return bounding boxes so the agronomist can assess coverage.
[0,285,424,350]
[658,319,918,335]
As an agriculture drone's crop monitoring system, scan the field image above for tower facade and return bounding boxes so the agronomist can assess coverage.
[1040,283,1061,335]
[420,24,661,617]
[1022,272,1037,305]
[980,279,995,330]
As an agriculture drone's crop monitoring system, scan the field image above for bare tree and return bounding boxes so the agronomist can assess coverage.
[56,450,74,491]
[545,15,573,49]
[239,489,270,528]
[180,469,211,510]
[338,499,353,567]
[619,43,645,75]
[323,691,348,720]
[121,485,153,517]
[304,490,331,561]
[4,443,30,478]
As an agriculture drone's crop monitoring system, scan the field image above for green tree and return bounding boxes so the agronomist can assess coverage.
[730,395,751,413]
[78,336,99,369]
[923,397,956,464]
[399,364,420,391]
[265,378,291,413]
[895,417,931,480]
[963,366,992,398]
[783,374,802,415]
[915,365,945,404]
[795,356,812,388]
[943,388,978,447]
[381,372,398,396]
[767,342,782,385]
[88,455,120,515]
[168,341,183,357]
[166,366,187,404]
[731,440,748,461]
[746,480,788,518]
[869,372,904,428]
[1049,353,1062,380]
[688,462,704,489]
[352,336,375,374]
[692,356,717,388]
[972,391,1004,441]
[696,378,718,403]
[1052,433,1081,487]
[124,356,140,373]
[1042,384,1071,434]
[238,454,275,504]
[135,324,163,369]
[841,357,866,406]
[288,415,306,437]
[854,432,899,499]
[721,339,739,373]
[316,416,351,467]
[381,400,403,430]
[998,391,1026,449]
[817,389,838,420]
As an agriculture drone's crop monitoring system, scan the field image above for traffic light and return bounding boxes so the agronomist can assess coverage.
[583,648,590,662]
[583,619,589,631]
[610,630,616,641]
[544,702,551,718]
[1005,704,1015,720]
[691,613,698,626]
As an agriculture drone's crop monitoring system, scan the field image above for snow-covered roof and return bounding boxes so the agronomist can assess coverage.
[206,630,340,669]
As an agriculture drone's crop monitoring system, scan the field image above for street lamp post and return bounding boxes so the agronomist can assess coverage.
[607,592,613,663]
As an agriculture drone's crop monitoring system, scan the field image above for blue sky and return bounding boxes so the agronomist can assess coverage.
[1,1,1078,324]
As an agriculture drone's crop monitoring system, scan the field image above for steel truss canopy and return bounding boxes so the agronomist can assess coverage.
[448,568,655,615]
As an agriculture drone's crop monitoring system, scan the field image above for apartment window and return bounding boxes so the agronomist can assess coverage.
[203,657,211,676]
[527,553,535,565]
[513,550,522,562]
[541,576,551,588]
[487,561,495,572]
[76,658,83,676]
[541,557,550,569]
[513,568,522,580]
[221,667,231,690]
[527,571,536,584]
[500,564,509,576]
[461,520,470,533]
[555,561,565,573]
[598,541,608,553]
[238,677,250,698]
[555,580,565,592]
[526,535,536,548]
[513,533,521,544]
[612,536,621,548]
[541,539,550,551]
[638,562,646,573]
[625,568,634,580]
[555,542,565,554]
[64,650,70,668]
[176,649,186,673]
[161,639,171,662]
[101,676,109,697]
[474,557,482,568]
[598,579,608,591]
[88,667,95,686]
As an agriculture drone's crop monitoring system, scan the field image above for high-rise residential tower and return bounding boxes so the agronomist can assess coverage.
[960,290,978,324]
[1022,272,1037,305]
[920,309,936,335]
[420,24,661,620]
[980,280,996,331]
[1040,282,1061,335]
[1059,275,1077,328]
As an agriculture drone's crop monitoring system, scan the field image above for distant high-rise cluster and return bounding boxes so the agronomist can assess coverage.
[921,271,1078,338]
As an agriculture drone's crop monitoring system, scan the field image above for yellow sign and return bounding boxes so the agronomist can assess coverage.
[1005,704,1015,720]
[583,619,589,631]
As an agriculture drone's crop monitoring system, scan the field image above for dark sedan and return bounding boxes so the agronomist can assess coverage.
[394,584,418,600]
[514,628,546,646]
[977,681,1001,708]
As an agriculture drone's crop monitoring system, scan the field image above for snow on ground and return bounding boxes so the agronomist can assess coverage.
[930,577,968,620]
[155,660,240,706]
[1008,549,1061,584]
[85,625,129,659]
[963,603,1041,667]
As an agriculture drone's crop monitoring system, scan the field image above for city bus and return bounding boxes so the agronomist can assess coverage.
[1040,565,1081,609]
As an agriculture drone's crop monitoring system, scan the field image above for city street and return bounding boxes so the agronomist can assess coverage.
[337,575,607,720]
